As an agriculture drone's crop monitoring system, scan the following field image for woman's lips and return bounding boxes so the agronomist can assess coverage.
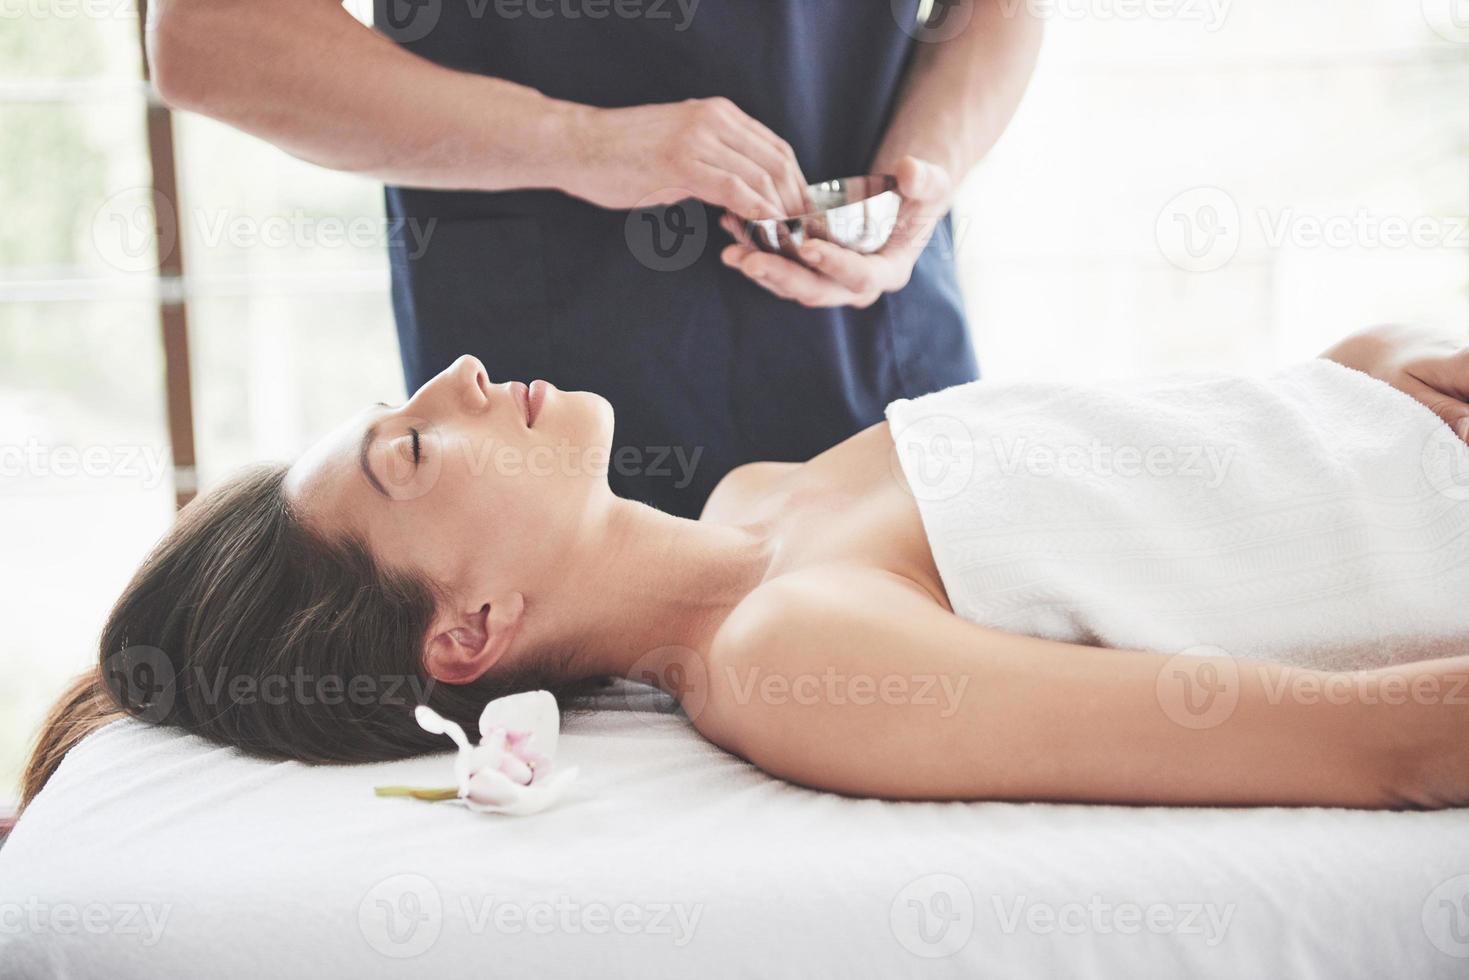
[527,380,551,428]
[508,381,531,426]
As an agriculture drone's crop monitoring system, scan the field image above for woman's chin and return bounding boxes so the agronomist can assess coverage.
[582,391,617,443]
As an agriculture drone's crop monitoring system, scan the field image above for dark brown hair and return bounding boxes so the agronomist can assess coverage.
[20,463,588,811]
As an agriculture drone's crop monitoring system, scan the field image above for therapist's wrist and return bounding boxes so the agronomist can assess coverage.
[871,153,958,222]
[528,99,600,199]
[500,95,590,195]
[873,144,955,185]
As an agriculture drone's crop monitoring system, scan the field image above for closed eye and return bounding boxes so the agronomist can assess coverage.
[410,427,422,465]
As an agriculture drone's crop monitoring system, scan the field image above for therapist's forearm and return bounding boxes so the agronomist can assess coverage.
[148,0,573,191]
[872,1,1043,192]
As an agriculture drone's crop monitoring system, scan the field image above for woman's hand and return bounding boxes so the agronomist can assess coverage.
[559,98,809,221]
[1323,325,1469,441]
[717,156,951,310]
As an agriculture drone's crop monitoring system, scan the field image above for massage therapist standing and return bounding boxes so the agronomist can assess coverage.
[148,0,1042,516]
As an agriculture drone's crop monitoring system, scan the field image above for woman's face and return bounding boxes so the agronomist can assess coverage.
[285,355,615,604]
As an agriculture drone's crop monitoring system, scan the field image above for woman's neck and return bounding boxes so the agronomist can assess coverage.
[532,494,776,684]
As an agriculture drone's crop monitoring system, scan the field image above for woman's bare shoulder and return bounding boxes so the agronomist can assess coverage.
[698,461,799,523]
[714,566,943,655]
[695,566,953,752]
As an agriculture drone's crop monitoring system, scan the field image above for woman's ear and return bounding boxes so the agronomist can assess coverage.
[424,592,526,685]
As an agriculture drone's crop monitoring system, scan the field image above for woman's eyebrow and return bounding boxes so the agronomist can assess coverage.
[357,403,393,498]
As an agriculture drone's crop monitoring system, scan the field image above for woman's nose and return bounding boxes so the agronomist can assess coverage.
[451,354,491,402]
[409,355,491,411]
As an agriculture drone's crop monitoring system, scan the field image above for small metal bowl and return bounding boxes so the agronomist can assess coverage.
[744,174,900,262]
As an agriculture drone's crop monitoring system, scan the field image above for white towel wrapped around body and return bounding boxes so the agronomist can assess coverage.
[885,359,1469,667]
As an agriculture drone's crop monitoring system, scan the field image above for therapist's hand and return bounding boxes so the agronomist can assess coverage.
[561,99,810,221]
[1324,324,1469,441]
[717,156,951,309]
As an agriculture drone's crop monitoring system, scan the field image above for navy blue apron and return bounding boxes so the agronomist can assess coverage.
[376,0,978,517]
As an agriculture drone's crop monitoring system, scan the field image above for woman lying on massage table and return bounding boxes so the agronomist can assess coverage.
[24,325,1469,812]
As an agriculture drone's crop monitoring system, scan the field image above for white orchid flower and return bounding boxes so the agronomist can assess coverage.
[375,691,579,816]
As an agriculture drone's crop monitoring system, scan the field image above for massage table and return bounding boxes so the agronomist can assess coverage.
[3,682,1467,978]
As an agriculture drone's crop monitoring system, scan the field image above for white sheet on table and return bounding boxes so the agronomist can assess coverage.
[2,687,1467,979]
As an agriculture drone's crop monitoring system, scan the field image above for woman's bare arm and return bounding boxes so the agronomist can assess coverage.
[1323,324,1469,439]
[701,568,1465,808]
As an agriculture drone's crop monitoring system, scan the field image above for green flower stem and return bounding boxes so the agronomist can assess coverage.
[374,785,459,802]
